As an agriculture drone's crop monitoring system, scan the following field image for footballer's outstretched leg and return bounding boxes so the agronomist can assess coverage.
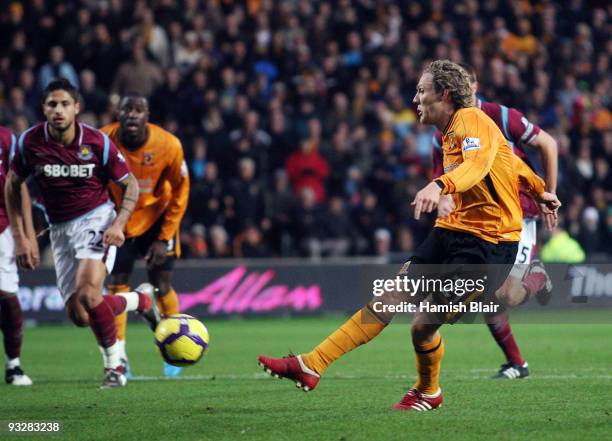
[258,305,386,391]
[258,354,320,392]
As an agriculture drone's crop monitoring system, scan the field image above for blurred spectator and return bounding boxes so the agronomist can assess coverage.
[266,170,294,252]
[226,158,265,233]
[189,137,207,182]
[208,225,231,259]
[189,161,225,228]
[17,68,39,112]
[79,69,107,116]
[234,223,270,258]
[352,191,388,255]
[325,123,356,197]
[150,66,183,122]
[174,31,202,73]
[373,228,392,258]
[578,207,604,254]
[267,110,292,174]
[318,196,353,257]
[134,8,170,68]
[187,224,207,258]
[0,86,36,125]
[290,187,327,258]
[396,225,416,255]
[111,40,163,98]
[38,45,79,91]
[541,225,586,263]
[228,110,271,178]
[286,138,330,203]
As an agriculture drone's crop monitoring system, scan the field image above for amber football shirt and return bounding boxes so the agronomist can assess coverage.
[102,122,189,243]
[436,107,527,243]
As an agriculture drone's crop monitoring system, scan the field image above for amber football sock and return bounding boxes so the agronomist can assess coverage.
[301,307,386,375]
[157,288,180,316]
[413,334,445,395]
[108,284,130,342]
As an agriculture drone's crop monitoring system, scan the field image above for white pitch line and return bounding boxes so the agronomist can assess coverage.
[129,373,271,381]
[128,372,612,382]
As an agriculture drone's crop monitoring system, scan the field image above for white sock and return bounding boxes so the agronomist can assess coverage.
[115,292,140,311]
[116,339,127,360]
[6,357,20,369]
[99,341,121,369]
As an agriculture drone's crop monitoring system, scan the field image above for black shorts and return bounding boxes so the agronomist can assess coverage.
[404,227,518,323]
[410,227,517,265]
[112,216,177,275]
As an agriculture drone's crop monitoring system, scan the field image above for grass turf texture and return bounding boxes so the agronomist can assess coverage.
[2,312,611,441]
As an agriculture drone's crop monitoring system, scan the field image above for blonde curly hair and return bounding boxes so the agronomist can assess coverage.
[424,60,474,109]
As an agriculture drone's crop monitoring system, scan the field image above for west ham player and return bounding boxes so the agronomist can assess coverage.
[102,94,189,378]
[0,125,36,386]
[432,64,558,379]
[258,61,561,411]
[4,79,159,388]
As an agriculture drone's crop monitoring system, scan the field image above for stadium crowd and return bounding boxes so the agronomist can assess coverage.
[0,0,609,261]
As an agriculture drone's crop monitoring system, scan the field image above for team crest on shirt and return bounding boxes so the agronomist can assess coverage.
[78,145,94,160]
[142,152,154,165]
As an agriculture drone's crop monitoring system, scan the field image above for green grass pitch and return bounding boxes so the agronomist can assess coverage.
[2,313,611,441]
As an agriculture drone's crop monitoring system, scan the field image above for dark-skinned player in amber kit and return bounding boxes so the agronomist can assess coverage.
[102,94,189,377]
[4,79,159,388]
[258,60,561,411]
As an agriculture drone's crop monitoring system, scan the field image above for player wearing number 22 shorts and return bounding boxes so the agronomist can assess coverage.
[5,79,158,388]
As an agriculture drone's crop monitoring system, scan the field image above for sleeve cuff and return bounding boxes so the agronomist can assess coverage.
[437,176,453,194]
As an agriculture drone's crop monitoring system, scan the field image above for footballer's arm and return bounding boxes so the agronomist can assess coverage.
[530,129,558,193]
[4,170,38,269]
[414,124,498,219]
[158,148,190,245]
[20,182,39,266]
[512,155,561,230]
[146,149,190,268]
[103,173,139,247]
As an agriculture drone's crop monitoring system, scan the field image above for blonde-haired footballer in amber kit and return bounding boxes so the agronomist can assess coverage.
[258,60,561,411]
[102,94,189,378]
[432,63,559,379]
